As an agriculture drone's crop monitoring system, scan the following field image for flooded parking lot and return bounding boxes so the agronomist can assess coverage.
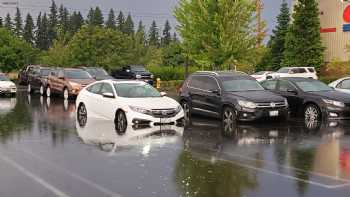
[0,92,350,197]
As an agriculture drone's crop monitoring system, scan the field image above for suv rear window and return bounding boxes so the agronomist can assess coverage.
[307,68,315,73]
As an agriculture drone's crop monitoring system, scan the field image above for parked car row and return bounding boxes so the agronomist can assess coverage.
[18,65,155,99]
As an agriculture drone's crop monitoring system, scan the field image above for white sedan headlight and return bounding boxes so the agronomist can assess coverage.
[129,106,152,115]
[322,99,345,108]
[238,100,257,109]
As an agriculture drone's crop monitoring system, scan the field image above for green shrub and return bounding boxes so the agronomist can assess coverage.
[148,66,200,81]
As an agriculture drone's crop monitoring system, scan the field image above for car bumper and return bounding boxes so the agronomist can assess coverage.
[324,106,350,120]
[237,107,289,121]
[0,88,17,94]
[125,109,185,127]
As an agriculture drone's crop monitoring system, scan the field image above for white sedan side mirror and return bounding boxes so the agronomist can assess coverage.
[160,92,167,97]
[102,92,115,98]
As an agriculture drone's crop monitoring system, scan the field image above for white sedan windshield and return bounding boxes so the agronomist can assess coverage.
[114,83,161,98]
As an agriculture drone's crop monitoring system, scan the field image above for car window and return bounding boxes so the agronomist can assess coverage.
[188,76,205,90]
[203,76,219,90]
[295,80,332,92]
[222,78,265,92]
[278,80,295,92]
[114,83,161,98]
[0,74,10,81]
[338,79,350,89]
[261,80,277,90]
[307,68,315,73]
[277,68,290,73]
[87,83,103,94]
[100,83,114,95]
[64,70,91,79]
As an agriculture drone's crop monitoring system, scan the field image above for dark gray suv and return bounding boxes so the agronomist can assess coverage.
[179,71,289,128]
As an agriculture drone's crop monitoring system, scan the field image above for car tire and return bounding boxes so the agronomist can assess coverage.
[115,110,127,135]
[77,103,87,127]
[63,88,69,100]
[181,100,191,124]
[27,84,32,94]
[46,86,51,97]
[40,84,45,96]
[222,106,237,137]
[304,104,321,124]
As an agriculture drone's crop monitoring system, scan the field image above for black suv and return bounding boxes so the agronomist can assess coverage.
[111,65,154,85]
[179,71,288,125]
[27,66,52,95]
[261,77,350,121]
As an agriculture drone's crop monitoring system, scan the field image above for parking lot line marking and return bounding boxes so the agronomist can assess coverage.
[16,148,123,197]
[225,151,350,184]
[0,152,70,197]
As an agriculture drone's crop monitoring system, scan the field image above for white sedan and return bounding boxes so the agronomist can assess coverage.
[251,71,273,82]
[329,77,350,94]
[0,73,17,96]
[76,80,184,133]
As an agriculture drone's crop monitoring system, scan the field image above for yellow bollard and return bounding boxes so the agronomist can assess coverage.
[156,78,161,89]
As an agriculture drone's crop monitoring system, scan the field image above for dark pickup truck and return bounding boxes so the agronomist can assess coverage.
[111,65,154,85]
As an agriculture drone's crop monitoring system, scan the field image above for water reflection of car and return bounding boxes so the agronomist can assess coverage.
[46,68,96,99]
[0,73,17,96]
[81,67,114,81]
[76,118,183,153]
[27,66,52,96]
[261,78,350,121]
[76,80,184,134]
[0,98,17,115]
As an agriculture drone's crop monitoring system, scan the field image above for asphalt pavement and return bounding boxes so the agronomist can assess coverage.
[0,91,350,197]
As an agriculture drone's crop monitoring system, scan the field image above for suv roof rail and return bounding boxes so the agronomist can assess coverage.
[195,71,219,76]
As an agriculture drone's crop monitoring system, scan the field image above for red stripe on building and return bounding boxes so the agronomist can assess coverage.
[320,28,337,33]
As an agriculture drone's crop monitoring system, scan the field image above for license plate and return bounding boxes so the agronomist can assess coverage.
[269,111,279,117]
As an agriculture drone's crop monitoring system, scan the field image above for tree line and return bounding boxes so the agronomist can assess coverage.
[0,0,182,72]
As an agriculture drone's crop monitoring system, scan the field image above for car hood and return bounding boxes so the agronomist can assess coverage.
[309,91,350,103]
[68,79,96,85]
[0,81,16,88]
[226,91,285,103]
[122,96,180,109]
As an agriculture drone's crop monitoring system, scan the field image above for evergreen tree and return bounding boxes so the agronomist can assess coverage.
[70,11,84,34]
[105,9,116,29]
[136,20,146,45]
[124,14,134,35]
[58,5,69,34]
[0,17,3,27]
[37,13,50,50]
[87,8,95,25]
[268,0,290,70]
[148,20,160,47]
[283,0,324,70]
[161,20,172,46]
[23,14,35,45]
[48,0,58,45]
[116,11,125,32]
[94,7,104,27]
[35,13,42,48]
[4,13,13,32]
[14,7,23,37]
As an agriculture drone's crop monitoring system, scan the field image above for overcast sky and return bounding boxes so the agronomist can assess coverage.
[0,0,287,36]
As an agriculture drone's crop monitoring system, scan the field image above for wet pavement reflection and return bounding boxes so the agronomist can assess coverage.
[0,92,350,197]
